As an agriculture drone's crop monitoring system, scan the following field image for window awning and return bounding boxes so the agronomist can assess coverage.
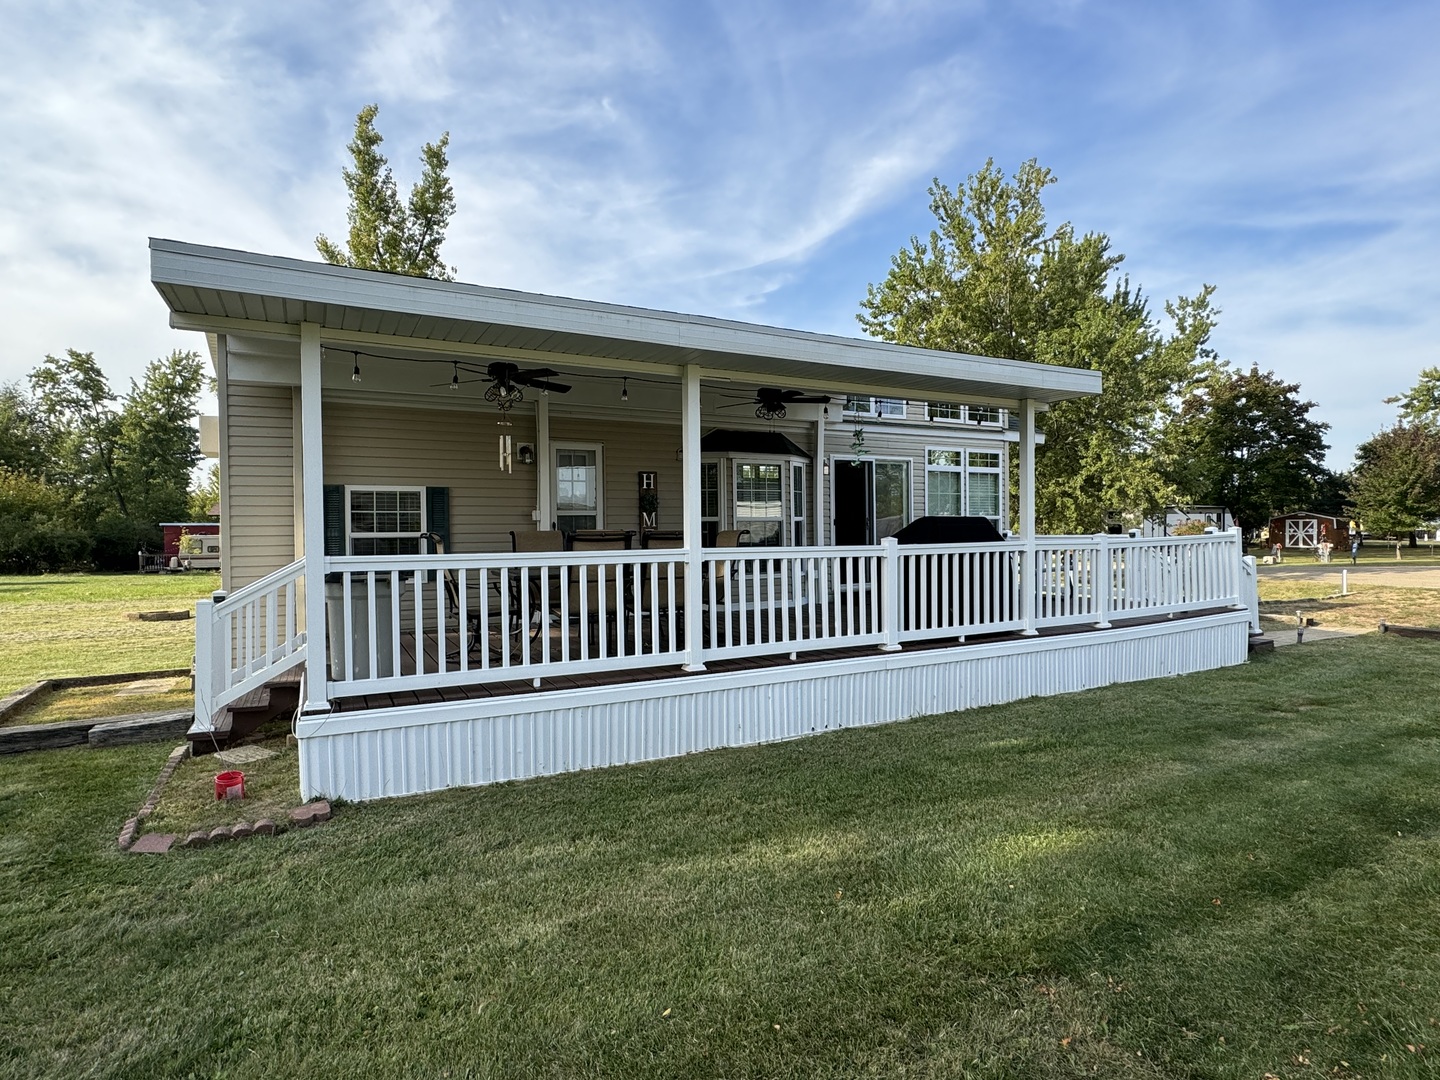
[700,429,810,458]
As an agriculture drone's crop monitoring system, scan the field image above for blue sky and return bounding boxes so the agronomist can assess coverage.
[0,0,1436,470]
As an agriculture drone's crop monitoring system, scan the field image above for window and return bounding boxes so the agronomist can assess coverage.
[555,445,602,537]
[734,463,784,546]
[928,402,1003,425]
[873,461,910,539]
[844,395,906,418]
[926,448,1004,528]
[348,488,425,555]
[701,460,720,547]
[791,463,806,546]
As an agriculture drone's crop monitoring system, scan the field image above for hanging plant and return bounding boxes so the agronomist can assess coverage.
[849,423,868,461]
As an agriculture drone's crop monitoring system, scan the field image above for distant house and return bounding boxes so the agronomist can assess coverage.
[1267,511,1349,552]
[1142,505,1235,538]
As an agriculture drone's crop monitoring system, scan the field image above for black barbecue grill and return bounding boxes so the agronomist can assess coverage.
[891,516,1005,545]
[890,517,1013,634]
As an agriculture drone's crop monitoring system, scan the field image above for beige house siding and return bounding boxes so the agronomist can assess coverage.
[323,401,537,553]
[225,383,296,589]
[549,416,684,535]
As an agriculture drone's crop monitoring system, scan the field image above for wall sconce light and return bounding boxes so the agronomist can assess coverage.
[822,460,830,476]
[517,443,536,466]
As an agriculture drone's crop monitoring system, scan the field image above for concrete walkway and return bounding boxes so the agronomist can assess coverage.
[1259,625,1369,648]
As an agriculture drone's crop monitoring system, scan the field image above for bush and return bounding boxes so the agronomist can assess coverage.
[0,469,93,572]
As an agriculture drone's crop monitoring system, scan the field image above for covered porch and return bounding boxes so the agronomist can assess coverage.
[153,240,1259,802]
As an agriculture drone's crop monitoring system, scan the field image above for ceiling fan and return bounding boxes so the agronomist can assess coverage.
[719,386,831,421]
[431,360,572,409]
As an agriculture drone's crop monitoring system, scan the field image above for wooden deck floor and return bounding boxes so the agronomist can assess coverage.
[328,606,1236,714]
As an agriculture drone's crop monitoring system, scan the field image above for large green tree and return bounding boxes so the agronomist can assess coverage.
[116,350,206,526]
[27,349,128,518]
[315,104,457,280]
[1350,425,1440,539]
[859,159,1218,532]
[1162,365,1330,532]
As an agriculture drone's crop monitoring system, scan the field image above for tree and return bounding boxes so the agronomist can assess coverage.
[858,159,1219,533]
[0,383,50,475]
[1350,425,1440,538]
[1384,366,1440,430]
[1162,365,1330,532]
[115,350,206,526]
[315,104,457,280]
[27,349,127,517]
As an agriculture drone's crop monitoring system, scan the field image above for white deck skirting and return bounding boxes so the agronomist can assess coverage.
[295,609,1250,802]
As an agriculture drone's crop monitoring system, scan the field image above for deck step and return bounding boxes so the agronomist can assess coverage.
[1248,633,1274,654]
[228,686,271,712]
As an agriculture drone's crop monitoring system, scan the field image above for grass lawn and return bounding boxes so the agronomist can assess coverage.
[0,572,218,697]
[4,635,1440,1077]
[1258,580,1440,632]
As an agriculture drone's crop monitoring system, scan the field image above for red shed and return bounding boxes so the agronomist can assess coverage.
[160,522,221,557]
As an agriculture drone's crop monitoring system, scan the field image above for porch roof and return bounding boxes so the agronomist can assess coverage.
[150,239,1102,406]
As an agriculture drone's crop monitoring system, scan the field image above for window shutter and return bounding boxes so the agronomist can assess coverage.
[426,487,450,552]
[323,485,345,556]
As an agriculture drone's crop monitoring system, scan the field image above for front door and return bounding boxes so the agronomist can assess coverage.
[833,459,872,545]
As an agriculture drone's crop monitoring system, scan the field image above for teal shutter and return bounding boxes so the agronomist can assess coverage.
[425,487,450,552]
[323,485,345,556]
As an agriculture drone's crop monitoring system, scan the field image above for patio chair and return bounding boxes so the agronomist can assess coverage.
[639,531,686,647]
[420,532,486,663]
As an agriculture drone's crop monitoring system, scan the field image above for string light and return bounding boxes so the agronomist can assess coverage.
[450,362,460,391]
[621,377,629,402]
[351,352,362,383]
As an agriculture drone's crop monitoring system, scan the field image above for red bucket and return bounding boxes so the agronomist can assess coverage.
[214,770,246,801]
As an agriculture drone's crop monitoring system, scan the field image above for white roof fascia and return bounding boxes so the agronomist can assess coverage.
[150,239,1102,405]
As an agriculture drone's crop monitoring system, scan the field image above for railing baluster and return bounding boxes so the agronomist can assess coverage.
[367,571,379,680]
[458,569,470,672]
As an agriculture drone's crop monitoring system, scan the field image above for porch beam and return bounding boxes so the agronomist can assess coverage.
[814,411,825,545]
[214,334,233,591]
[681,365,705,671]
[300,322,331,712]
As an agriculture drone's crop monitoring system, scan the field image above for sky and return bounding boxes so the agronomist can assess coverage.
[0,0,1436,471]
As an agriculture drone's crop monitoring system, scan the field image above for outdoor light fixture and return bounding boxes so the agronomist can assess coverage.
[621,377,629,402]
[449,362,460,391]
[351,352,362,383]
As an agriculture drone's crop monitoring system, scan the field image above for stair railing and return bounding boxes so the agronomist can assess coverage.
[194,558,307,732]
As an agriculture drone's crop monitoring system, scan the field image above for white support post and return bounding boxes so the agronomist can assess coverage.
[681,365,706,671]
[194,597,215,729]
[1018,398,1039,636]
[299,323,330,713]
[879,536,901,651]
[536,395,552,529]
[215,335,233,591]
[1093,532,1112,628]
[814,411,825,545]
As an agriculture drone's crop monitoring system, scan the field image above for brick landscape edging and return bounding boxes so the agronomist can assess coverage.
[120,744,334,854]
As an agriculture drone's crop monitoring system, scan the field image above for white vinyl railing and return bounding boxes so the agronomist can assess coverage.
[303,530,1247,701]
[194,557,307,731]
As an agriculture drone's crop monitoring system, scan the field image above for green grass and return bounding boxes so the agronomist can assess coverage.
[0,573,218,696]
[1258,580,1440,630]
[4,635,1440,1077]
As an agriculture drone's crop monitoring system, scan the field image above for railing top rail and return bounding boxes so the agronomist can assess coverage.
[326,546,891,573]
[215,556,305,611]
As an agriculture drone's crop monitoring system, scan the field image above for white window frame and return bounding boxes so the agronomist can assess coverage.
[554,442,605,532]
[345,485,427,555]
[924,445,1006,527]
[843,395,906,419]
[827,455,912,544]
[927,402,1006,426]
[706,453,809,546]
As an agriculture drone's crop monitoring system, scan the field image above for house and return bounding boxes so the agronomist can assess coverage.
[152,239,1259,803]
[1266,511,1349,554]
[1141,506,1235,538]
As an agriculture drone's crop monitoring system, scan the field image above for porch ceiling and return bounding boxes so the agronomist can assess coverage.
[151,239,1102,406]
